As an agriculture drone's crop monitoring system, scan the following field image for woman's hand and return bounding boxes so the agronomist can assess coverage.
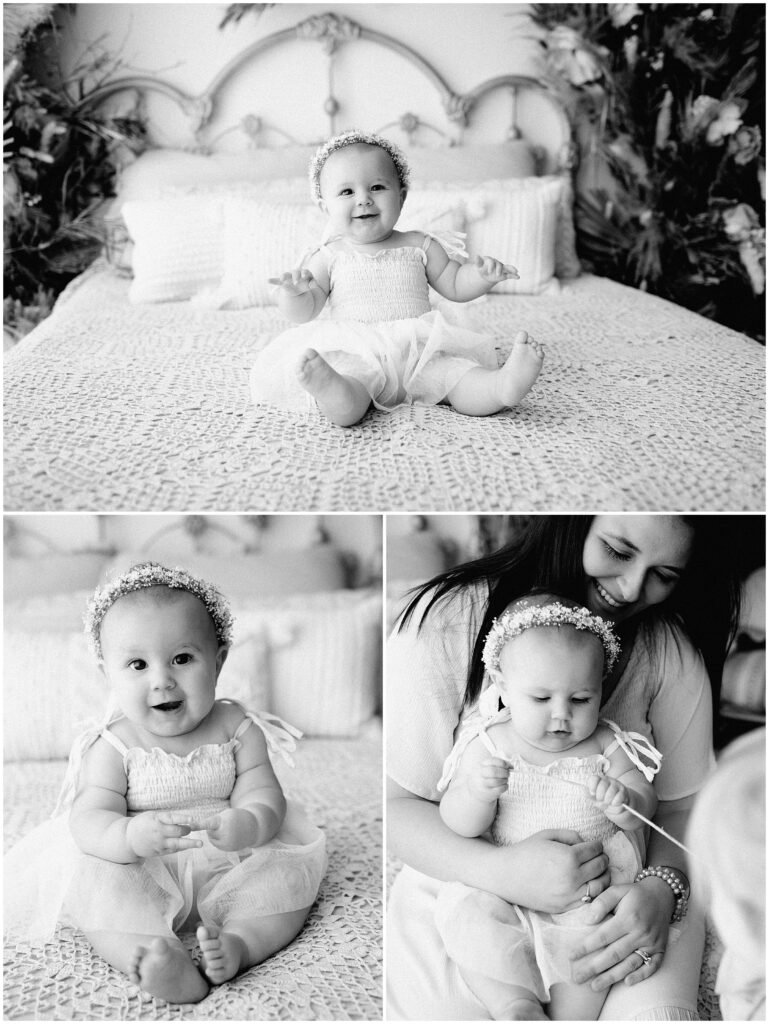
[495,830,611,914]
[569,878,674,991]
[126,811,203,858]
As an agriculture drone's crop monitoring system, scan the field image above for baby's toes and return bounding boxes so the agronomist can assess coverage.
[128,944,147,985]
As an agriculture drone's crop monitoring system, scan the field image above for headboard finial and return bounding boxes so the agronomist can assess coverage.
[296,12,362,55]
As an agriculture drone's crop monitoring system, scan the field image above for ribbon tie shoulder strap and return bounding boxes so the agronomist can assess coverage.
[225,699,302,768]
[602,718,663,783]
[52,706,125,818]
[437,706,511,792]
[425,230,470,262]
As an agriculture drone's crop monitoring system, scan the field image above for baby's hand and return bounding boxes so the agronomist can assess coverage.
[587,774,630,820]
[126,811,203,858]
[471,255,520,285]
[194,808,261,851]
[467,757,510,803]
[268,268,317,296]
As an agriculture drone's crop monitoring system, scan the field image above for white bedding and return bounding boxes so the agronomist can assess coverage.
[4,733,382,1021]
[3,262,764,511]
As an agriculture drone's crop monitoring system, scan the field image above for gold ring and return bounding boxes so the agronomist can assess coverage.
[634,948,653,967]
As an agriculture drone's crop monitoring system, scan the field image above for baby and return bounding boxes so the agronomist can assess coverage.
[251,129,544,425]
[4,563,326,1004]
[436,595,661,1021]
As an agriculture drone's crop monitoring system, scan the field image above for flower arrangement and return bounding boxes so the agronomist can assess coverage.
[530,4,765,341]
[3,5,146,343]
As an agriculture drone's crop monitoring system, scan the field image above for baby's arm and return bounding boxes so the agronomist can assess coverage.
[424,237,519,303]
[587,728,658,831]
[69,738,202,863]
[195,715,288,852]
[439,733,509,837]
[269,248,330,323]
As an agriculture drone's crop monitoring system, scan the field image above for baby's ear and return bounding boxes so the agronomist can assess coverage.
[214,645,229,682]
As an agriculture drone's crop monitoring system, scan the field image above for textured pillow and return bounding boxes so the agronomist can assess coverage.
[458,176,565,294]
[406,142,537,182]
[123,195,226,303]
[229,590,382,736]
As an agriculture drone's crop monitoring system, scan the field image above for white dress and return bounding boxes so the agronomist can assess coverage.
[4,701,327,943]
[250,236,501,413]
[386,585,713,1021]
[434,707,660,1006]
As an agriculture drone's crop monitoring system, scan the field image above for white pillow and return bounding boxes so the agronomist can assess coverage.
[3,554,110,600]
[123,195,226,303]
[456,176,565,294]
[229,590,382,737]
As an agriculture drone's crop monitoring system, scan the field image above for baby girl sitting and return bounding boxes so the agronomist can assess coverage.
[251,129,544,425]
[4,563,326,1004]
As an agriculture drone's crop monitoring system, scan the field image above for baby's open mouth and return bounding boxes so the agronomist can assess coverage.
[153,700,183,712]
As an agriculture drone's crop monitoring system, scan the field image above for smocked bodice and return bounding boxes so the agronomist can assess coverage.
[491,754,619,848]
[122,740,237,819]
[327,246,432,323]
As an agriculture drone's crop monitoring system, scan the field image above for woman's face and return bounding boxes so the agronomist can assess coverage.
[582,515,694,623]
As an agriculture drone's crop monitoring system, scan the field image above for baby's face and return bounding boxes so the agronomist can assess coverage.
[319,143,405,244]
[495,627,603,753]
[99,588,226,741]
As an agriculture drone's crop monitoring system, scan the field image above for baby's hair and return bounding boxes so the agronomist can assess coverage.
[308,128,411,203]
[84,561,234,661]
[482,593,620,678]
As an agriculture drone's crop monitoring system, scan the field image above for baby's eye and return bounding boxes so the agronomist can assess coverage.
[532,696,550,703]
[128,659,147,671]
[338,188,353,196]
[571,697,591,704]
[173,653,193,665]
[371,183,385,190]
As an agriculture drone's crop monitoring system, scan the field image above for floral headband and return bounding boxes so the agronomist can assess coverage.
[482,599,620,677]
[308,128,411,203]
[84,561,234,661]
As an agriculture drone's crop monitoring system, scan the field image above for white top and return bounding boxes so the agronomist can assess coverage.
[386,583,715,803]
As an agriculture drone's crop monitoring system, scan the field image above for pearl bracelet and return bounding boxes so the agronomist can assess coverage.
[634,865,690,922]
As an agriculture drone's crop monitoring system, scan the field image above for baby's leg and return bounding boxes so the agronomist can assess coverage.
[447,331,544,415]
[296,348,372,426]
[197,904,311,985]
[547,979,608,1020]
[86,929,209,1004]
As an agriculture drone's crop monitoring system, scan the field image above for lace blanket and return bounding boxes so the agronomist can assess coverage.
[4,264,764,511]
[4,735,382,1021]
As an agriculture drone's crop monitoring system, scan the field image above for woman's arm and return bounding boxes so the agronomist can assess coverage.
[389,777,610,913]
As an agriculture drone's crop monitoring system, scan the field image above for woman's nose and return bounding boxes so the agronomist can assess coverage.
[618,567,645,602]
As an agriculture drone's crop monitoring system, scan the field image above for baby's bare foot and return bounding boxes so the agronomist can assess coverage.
[496,330,544,408]
[296,348,369,426]
[130,938,209,1004]
[197,924,247,985]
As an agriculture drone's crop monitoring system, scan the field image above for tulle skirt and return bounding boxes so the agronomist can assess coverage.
[250,307,501,414]
[4,804,326,944]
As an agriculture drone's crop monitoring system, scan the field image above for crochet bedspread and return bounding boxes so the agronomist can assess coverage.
[4,264,764,511]
[3,733,382,1021]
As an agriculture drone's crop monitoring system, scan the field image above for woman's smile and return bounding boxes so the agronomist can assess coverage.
[593,580,626,610]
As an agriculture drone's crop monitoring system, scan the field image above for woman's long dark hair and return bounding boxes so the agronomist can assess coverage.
[398,515,748,714]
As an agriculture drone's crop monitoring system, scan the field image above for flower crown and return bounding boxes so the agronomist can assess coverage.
[482,599,620,677]
[84,561,234,661]
[308,128,411,203]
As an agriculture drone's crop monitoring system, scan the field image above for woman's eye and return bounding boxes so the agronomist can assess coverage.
[602,540,631,562]
[655,571,678,586]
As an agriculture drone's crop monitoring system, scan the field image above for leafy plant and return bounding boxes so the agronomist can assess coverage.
[530,3,765,341]
[3,9,146,342]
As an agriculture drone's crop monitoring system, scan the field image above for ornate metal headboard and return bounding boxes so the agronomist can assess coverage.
[77,11,574,173]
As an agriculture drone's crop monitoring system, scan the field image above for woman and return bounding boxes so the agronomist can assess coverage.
[386,515,742,1021]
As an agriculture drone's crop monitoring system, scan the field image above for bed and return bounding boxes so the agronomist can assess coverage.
[3,515,383,1020]
[3,9,764,513]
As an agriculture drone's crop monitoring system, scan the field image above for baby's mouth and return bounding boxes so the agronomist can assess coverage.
[153,700,183,712]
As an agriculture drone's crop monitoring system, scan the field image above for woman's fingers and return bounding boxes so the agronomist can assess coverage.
[623,948,664,986]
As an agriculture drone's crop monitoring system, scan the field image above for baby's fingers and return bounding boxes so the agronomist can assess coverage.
[165,834,204,852]
[502,264,520,280]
